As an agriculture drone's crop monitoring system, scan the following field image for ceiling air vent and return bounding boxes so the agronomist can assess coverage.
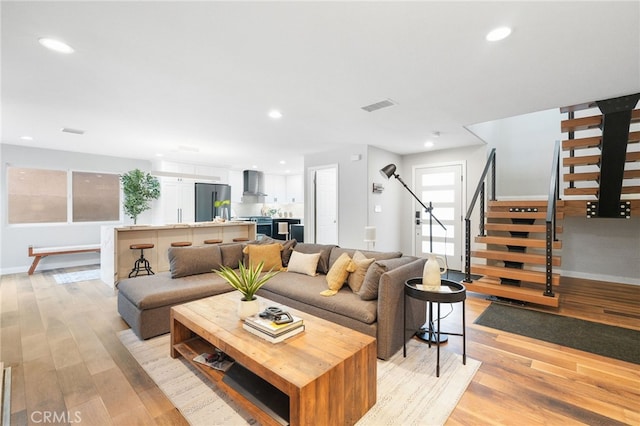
[361,98,397,112]
[61,127,85,135]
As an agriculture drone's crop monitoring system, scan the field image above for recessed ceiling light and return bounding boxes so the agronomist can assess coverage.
[38,37,75,54]
[279,160,286,165]
[486,27,512,42]
[252,165,258,169]
[20,136,33,141]
[268,110,283,119]
[424,141,434,148]
[156,153,164,157]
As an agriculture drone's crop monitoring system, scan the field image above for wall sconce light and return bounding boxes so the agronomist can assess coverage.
[372,183,384,193]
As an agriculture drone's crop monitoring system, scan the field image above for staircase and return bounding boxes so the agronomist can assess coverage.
[561,94,640,217]
[463,93,639,308]
[465,200,562,307]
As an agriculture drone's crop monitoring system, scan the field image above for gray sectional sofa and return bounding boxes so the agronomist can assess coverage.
[117,239,427,360]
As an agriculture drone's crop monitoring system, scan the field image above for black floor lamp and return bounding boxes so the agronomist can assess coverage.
[380,163,448,343]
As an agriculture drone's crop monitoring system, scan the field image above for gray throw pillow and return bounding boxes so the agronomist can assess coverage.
[168,245,223,278]
[219,243,244,269]
[358,257,415,300]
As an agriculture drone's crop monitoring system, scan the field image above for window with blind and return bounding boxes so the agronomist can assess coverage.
[7,167,120,224]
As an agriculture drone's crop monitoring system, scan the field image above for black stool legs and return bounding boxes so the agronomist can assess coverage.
[129,244,154,278]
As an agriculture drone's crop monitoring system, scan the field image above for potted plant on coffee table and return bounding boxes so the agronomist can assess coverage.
[215,261,280,319]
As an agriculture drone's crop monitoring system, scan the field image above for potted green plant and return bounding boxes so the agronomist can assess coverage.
[120,169,160,224]
[215,261,280,318]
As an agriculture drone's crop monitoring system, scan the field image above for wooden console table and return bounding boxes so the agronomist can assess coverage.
[170,292,377,426]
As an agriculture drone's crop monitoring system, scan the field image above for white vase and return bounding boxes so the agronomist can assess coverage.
[238,297,260,319]
[423,253,447,287]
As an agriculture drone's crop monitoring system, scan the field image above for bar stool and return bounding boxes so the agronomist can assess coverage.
[204,239,223,244]
[128,243,155,278]
[232,237,249,242]
[170,241,192,247]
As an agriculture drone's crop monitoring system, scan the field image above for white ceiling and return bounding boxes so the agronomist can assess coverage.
[2,1,639,174]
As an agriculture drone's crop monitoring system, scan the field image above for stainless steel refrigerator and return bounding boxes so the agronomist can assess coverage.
[195,183,231,222]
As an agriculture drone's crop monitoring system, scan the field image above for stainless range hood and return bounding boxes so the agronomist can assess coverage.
[243,170,267,196]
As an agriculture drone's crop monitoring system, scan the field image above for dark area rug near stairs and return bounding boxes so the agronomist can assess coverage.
[475,303,640,365]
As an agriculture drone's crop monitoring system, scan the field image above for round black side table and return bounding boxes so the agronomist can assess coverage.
[404,278,466,377]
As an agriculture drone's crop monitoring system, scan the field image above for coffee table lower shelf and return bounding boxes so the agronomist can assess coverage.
[173,337,289,426]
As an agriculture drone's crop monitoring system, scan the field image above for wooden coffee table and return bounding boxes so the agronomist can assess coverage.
[170,292,377,426]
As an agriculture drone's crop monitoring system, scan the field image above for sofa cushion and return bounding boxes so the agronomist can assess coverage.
[347,250,375,293]
[168,245,223,278]
[286,250,321,276]
[259,273,377,324]
[321,252,355,296]
[242,243,283,270]
[220,243,244,269]
[358,256,416,300]
[329,247,402,270]
[293,243,336,274]
[118,272,231,310]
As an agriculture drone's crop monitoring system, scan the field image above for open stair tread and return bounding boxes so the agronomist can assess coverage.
[564,185,640,196]
[471,249,561,266]
[561,109,640,132]
[488,200,564,208]
[563,151,640,167]
[564,169,640,182]
[485,211,565,220]
[476,235,562,249]
[562,131,640,151]
[484,223,563,233]
[464,279,559,307]
[470,264,560,285]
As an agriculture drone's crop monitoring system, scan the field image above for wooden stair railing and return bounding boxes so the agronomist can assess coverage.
[464,146,562,307]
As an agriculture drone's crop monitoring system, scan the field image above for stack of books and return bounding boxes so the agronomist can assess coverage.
[243,313,304,343]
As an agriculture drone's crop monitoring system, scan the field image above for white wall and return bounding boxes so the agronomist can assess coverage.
[1,144,151,274]
[468,108,559,197]
[367,146,403,252]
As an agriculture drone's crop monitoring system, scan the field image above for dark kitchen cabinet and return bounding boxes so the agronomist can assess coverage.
[272,218,301,240]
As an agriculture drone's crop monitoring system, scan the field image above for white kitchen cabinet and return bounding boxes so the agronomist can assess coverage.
[264,174,286,204]
[158,177,195,224]
[286,174,304,203]
[228,170,243,203]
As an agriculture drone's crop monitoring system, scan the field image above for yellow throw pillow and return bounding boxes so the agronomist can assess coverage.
[321,252,355,296]
[242,243,284,271]
[347,250,375,293]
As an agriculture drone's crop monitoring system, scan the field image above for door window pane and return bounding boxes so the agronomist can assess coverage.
[421,172,455,186]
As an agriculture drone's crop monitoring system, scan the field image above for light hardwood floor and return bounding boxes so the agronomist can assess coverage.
[1,268,639,425]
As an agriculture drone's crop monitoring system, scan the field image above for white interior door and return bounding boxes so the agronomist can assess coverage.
[414,164,463,271]
[313,166,338,244]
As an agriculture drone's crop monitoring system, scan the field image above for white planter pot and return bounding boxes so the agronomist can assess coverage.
[238,297,260,319]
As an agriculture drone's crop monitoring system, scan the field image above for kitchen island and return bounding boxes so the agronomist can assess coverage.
[100,221,256,287]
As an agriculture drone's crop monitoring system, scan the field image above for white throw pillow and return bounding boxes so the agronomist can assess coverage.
[287,251,321,276]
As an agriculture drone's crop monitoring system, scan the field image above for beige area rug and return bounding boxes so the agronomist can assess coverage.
[118,329,480,425]
[53,268,101,284]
